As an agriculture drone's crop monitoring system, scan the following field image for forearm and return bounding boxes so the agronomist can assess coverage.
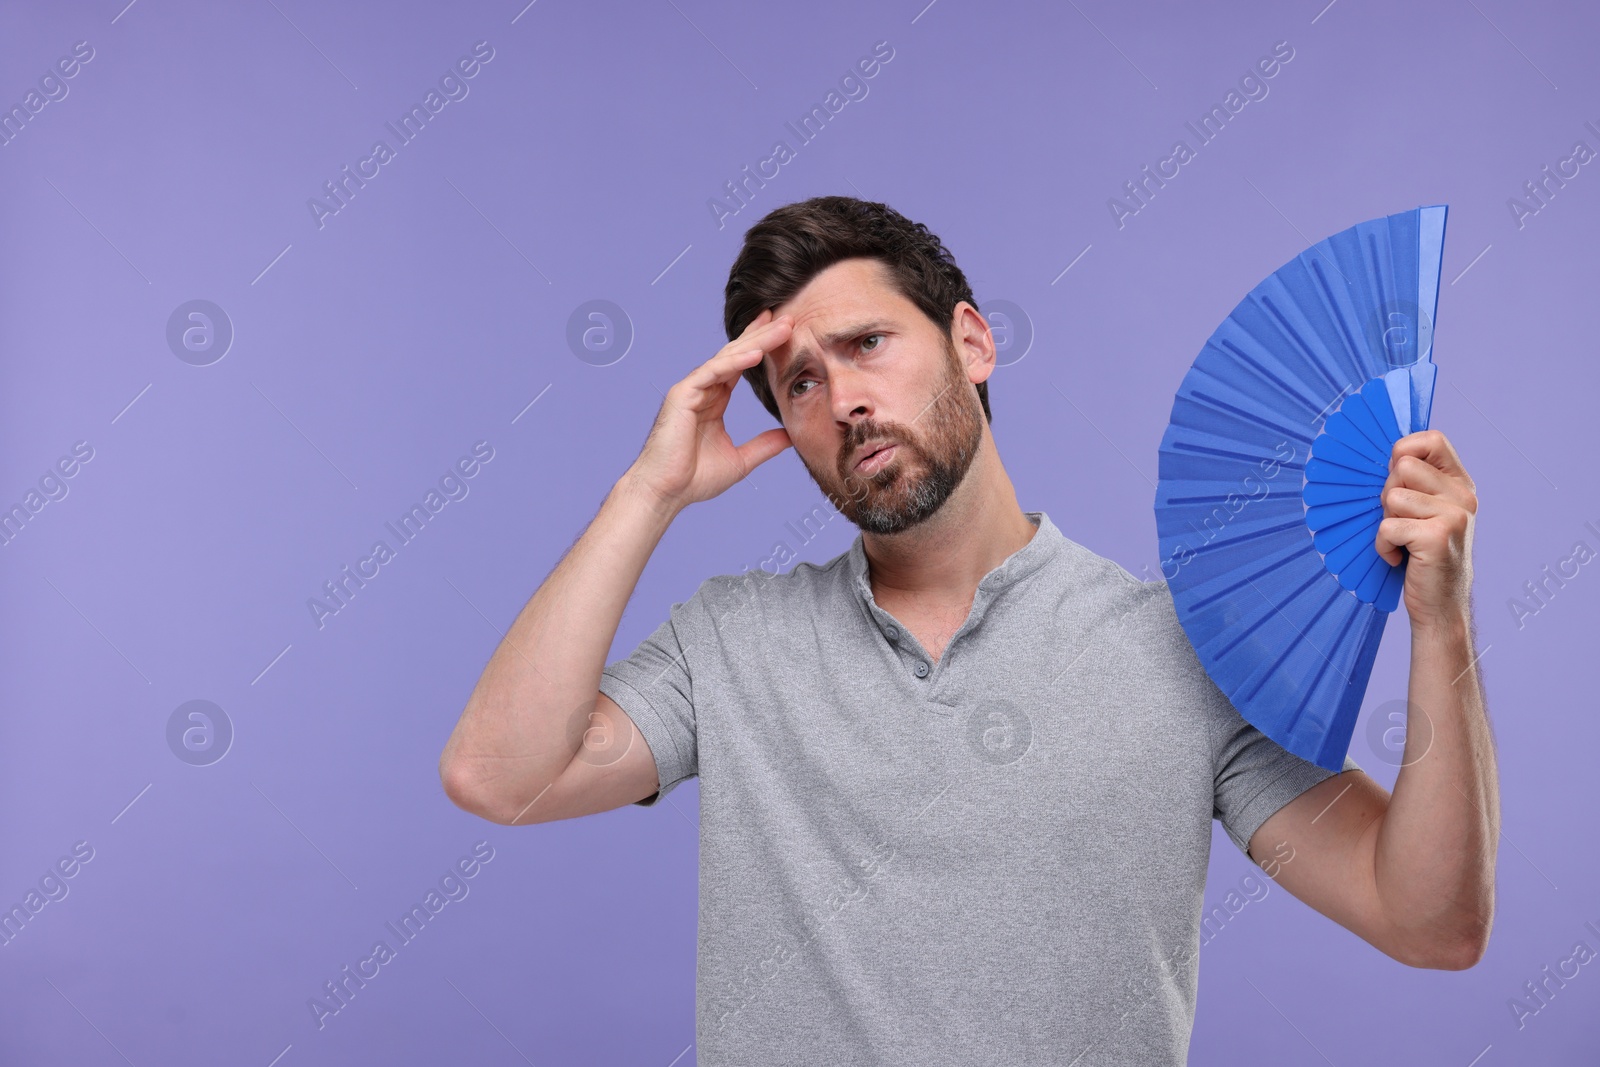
[1372,608,1500,966]
[439,469,679,819]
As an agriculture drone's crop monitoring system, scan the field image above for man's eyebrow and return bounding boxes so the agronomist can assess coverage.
[775,320,892,391]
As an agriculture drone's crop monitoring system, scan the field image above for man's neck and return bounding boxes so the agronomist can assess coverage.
[862,449,1037,608]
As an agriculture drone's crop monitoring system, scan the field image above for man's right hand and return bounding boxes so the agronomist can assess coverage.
[625,308,796,514]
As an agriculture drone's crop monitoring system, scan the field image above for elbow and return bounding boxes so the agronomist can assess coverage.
[439,734,472,805]
[1381,864,1496,971]
[439,758,479,814]
[1397,917,1493,971]
[439,758,512,825]
[440,759,554,827]
[1416,941,1486,972]
[439,748,471,807]
[1435,923,1492,971]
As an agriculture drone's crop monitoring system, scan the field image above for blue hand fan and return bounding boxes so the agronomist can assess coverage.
[1154,205,1448,771]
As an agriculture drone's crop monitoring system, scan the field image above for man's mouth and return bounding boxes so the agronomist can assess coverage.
[855,444,897,472]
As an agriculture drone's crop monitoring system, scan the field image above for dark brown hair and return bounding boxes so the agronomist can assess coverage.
[723,195,991,425]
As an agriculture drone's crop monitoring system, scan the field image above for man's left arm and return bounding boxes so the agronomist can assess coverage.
[1249,429,1501,970]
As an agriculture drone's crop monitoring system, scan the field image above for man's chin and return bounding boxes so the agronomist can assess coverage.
[832,467,903,512]
[841,481,949,535]
[852,502,939,536]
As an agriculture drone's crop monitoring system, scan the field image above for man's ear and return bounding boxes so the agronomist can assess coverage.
[950,302,997,386]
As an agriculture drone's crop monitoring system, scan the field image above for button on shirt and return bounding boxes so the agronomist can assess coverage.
[598,510,1359,1066]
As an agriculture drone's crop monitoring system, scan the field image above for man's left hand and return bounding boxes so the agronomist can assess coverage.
[1374,429,1478,633]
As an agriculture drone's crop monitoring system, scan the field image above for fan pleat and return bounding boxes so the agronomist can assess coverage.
[1307,496,1380,528]
[1214,340,1327,419]
[1307,257,1370,385]
[1303,481,1376,506]
[1333,395,1394,459]
[1303,456,1386,486]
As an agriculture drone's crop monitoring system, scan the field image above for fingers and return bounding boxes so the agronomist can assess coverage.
[1376,467,1475,568]
[734,426,793,474]
[1390,430,1472,487]
[729,311,792,363]
[1374,517,1410,567]
[1382,453,1448,499]
[1376,511,1462,567]
[1383,446,1475,513]
[675,347,768,415]
[1381,485,1451,520]
[681,313,793,396]
[740,306,775,339]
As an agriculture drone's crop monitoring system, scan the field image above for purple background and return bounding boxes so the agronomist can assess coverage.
[2,0,1595,1063]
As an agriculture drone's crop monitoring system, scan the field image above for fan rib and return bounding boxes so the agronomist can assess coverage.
[1308,257,1370,386]
[1305,453,1386,483]
[1325,413,1391,466]
[1260,295,1347,395]
[1313,435,1388,476]
[1216,567,1324,662]
[1167,491,1292,506]
[1260,594,1364,737]
[1304,481,1374,506]
[1172,441,1306,469]
[1181,520,1308,565]
[1238,580,1346,709]
[1186,389,1316,449]
[1338,395,1396,459]
[1320,517,1383,577]
[1187,545,1306,612]
[1215,340,1325,419]
[1307,498,1380,531]
[1351,549,1392,600]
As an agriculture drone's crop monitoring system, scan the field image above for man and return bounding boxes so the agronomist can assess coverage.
[439,196,1499,1065]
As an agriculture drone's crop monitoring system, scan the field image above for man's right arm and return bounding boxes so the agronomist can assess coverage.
[438,307,795,826]
[438,471,681,825]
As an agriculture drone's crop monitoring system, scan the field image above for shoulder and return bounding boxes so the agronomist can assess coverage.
[1119,575,1212,672]
[1051,540,1215,684]
[693,545,854,620]
[1047,534,1175,632]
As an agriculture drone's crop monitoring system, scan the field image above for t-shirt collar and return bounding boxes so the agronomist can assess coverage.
[848,510,1063,605]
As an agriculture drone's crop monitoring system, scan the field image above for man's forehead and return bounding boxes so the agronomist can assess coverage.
[769,266,908,369]
[777,299,887,342]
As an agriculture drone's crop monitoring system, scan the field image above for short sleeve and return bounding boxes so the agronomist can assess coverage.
[1211,694,1361,858]
[598,583,709,807]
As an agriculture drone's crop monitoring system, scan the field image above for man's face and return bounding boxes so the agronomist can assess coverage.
[766,257,987,535]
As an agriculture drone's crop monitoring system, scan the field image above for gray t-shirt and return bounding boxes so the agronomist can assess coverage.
[599,510,1358,1066]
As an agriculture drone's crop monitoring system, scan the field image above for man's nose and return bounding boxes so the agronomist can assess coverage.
[828,361,877,422]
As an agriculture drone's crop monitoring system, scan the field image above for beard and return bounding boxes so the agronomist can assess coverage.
[802,341,985,535]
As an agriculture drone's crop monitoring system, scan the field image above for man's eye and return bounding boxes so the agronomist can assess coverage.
[790,335,885,397]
